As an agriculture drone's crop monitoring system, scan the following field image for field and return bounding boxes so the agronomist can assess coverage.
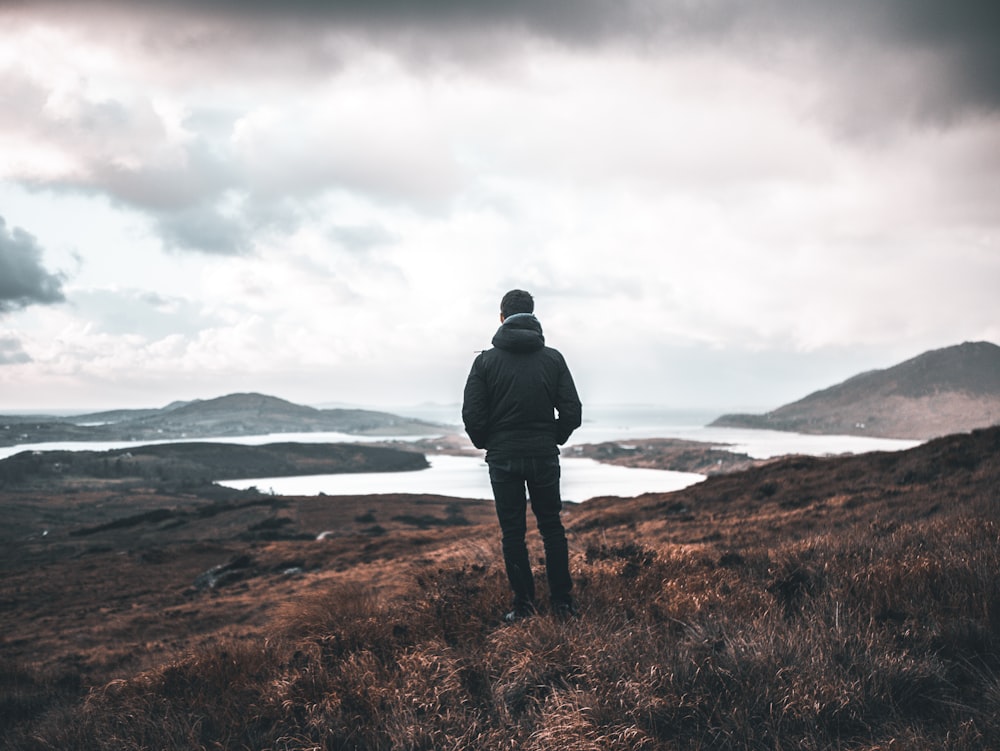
[2,428,998,749]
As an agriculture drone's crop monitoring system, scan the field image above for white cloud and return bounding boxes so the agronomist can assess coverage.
[0,3,998,410]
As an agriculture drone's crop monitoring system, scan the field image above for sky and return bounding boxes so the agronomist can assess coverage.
[1,0,999,414]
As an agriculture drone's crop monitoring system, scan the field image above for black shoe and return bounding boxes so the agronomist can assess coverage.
[503,603,535,623]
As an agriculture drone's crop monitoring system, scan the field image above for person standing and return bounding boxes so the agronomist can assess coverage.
[462,289,583,621]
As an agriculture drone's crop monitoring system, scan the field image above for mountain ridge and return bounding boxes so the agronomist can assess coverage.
[0,392,445,447]
[711,341,1000,439]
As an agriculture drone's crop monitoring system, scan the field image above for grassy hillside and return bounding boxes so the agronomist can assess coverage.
[2,428,998,750]
[712,341,1000,439]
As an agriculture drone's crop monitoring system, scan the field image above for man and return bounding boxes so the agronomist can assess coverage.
[462,289,583,621]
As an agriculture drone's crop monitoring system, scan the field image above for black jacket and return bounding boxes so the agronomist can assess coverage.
[462,313,582,459]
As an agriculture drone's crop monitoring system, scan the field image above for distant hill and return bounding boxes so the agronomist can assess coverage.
[0,392,447,447]
[710,341,1000,439]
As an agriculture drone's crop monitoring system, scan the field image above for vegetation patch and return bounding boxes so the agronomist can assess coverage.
[5,514,998,750]
[2,427,997,749]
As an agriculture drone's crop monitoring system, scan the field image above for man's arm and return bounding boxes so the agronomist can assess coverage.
[554,356,582,445]
[462,355,490,449]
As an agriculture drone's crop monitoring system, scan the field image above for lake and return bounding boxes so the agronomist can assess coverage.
[201,406,925,501]
[218,454,706,502]
[0,405,920,502]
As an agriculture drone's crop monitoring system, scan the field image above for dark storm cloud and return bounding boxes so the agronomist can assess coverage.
[737,0,1000,118]
[80,0,657,39]
[0,217,66,314]
[26,0,998,116]
[880,0,1000,113]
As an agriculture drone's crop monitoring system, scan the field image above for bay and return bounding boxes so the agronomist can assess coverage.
[217,454,706,503]
[214,406,920,501]
[1,405,921,502]
[388,404,922,459]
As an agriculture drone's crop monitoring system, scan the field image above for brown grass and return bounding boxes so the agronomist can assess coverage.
[3,427,998,749]
[5,512,998,750]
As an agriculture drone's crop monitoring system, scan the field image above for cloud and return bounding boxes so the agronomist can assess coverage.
[68,288,223,339]
[0,66,251,254]
[10,0,999,124]
[0,56,463,256]
[14,1,1000,111]
[873,0,1000,115]
[0,335,31,365]
[229,93,464,208]
[0,216,66,313]
[0,0,997,412]
[3,1,995,254]
[329,223,397,253]
[154,204,252,256]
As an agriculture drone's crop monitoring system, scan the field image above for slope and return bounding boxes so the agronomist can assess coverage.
[711,340,1000,439]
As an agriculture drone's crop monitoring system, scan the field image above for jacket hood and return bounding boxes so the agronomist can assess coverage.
[492,313,545,353]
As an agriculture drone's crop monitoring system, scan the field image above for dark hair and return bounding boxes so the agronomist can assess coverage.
[500,289,534,318]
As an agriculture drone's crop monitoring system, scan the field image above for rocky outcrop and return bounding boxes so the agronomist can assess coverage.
[567,438,767,475]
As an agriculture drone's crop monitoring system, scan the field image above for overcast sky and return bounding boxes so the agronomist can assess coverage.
[1,1,998,413]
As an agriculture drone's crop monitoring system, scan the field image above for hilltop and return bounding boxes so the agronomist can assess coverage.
[0,392,446,447]
[2,427,998,749]
[711,341,1000,439]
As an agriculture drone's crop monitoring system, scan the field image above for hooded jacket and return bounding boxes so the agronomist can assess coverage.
[462,313,582,459]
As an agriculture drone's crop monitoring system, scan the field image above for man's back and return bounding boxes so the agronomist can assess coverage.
[462,312,582,459]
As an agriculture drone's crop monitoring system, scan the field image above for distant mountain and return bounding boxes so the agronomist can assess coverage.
[0,392,448,447]
[710,341,1000,439]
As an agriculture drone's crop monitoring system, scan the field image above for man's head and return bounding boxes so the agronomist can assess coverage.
[500,289,534,321]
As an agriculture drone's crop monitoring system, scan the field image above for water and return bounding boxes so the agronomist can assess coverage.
[0,430,442,461]
[389,404,921,459]
[218,454,706,503]
[210,406,920,501]
[571,423,920,460]
[1,405,921,502]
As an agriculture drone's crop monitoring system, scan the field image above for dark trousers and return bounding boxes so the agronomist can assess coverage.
[488,455,572,609]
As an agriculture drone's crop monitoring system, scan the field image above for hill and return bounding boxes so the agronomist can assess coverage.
[2,427,998,749]
[711,340,1000,439]
[0,392,445,447]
